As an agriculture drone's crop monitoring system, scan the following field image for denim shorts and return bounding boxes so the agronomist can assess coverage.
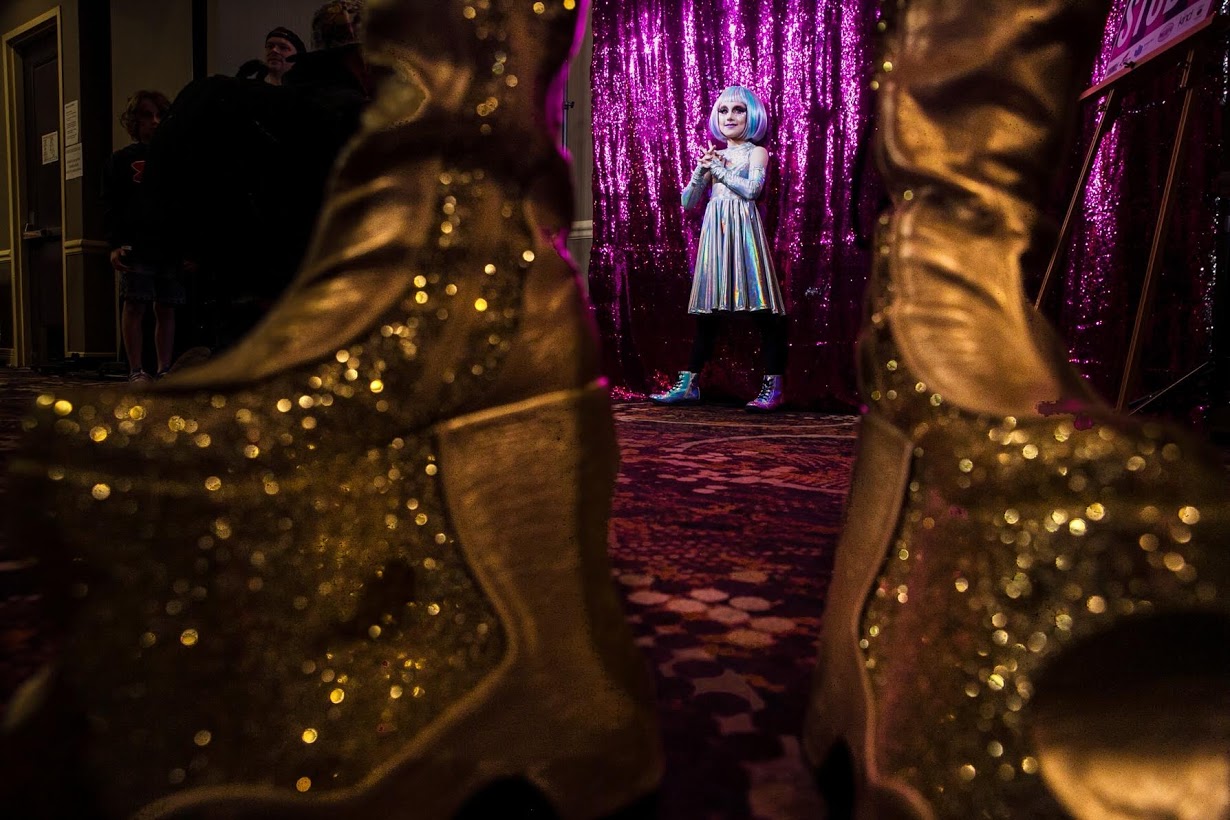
[120,263,186,306]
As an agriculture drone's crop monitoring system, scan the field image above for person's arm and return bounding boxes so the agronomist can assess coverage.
[681,163,711,210]
[710,145,769,200]
[100,152,133,272]
[682,142,719,209]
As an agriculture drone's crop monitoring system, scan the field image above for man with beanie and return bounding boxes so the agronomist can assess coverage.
[237,27,307,85]
[262,27,306,85]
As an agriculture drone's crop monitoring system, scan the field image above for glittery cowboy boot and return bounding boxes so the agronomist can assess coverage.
[1,1,661,817]
[804,1,1230,817]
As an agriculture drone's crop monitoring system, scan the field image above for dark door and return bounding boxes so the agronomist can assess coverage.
[19,25,63,364]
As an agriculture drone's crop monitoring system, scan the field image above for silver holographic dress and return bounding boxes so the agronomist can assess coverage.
[682,141,785,315]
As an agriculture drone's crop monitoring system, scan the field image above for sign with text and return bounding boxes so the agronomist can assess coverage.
[65,144,83,180]
[64,100,79,146]
[41,132,58,164]
[1099,0,1217,85]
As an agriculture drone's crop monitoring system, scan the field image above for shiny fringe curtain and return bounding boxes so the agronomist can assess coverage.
[1049,0,1228,413]
[590,0,1227,412]
[588,0,881,407]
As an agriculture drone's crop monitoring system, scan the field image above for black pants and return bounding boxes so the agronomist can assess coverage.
[688,311,788,374]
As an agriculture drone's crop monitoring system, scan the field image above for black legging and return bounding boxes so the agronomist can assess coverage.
[688,311,788,374]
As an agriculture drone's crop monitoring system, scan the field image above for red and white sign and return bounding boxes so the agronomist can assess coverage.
[1099,0,1217,88]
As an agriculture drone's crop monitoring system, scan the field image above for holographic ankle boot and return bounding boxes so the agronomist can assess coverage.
[744,375,784,413]
[2,2,661,817]
[650,371,700,405]
[804,1,1230,817]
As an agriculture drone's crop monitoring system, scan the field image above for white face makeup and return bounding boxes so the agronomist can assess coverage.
[716,99,748,141]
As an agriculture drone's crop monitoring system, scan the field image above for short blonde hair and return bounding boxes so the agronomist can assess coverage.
[119,90,170,141]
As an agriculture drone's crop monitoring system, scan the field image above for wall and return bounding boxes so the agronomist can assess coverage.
[110,0,192,151]
[0,0,68,256]
[0,1,119,360]
[208,0,320,78]
[0,1,70,363]
[565,8,594,289]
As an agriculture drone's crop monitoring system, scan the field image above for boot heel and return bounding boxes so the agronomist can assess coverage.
[427,381,663,819]
[804,411,919,813]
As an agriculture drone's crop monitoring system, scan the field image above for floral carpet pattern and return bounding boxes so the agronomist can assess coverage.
[0,370,858,819]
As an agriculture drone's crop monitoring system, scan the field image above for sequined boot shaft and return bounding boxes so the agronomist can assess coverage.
[869,0,1106,420]
[2,2,661,817]
[805,1,1230,818]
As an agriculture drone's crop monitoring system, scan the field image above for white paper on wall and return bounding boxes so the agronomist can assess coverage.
[41,132,59,164]
[64,100,80,146]
[65,143,84,180]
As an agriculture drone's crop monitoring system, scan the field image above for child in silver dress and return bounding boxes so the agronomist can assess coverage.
[651,85,788,412]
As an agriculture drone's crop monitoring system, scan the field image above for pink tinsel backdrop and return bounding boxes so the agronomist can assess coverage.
[588,0,1228,413]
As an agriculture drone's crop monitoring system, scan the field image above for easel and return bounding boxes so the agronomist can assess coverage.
[1033,4,1224,413]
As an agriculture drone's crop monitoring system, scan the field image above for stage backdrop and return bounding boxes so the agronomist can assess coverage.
[591,0,1227,413]
[1051,0,1227,413]
[589,0,881,407]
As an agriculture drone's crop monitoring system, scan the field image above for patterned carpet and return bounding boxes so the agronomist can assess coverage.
[0,369,857,819]
[608,403,855,819]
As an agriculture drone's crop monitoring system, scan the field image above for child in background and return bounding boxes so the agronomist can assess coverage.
[102,90,182,382]
[651,85,788,412]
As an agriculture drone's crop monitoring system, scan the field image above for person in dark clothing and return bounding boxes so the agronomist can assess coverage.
[236,26,307,85]
[144,12,371,353]
[296,2,373,99]
[102,89,182,382]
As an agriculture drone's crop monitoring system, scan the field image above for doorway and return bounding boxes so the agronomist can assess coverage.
[4,12,64,367]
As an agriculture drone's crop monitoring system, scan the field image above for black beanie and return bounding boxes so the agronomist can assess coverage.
[266,26,307,56]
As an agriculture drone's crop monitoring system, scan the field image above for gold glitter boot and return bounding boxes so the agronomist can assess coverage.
[804,1,1230,817]
[1,1,661,817]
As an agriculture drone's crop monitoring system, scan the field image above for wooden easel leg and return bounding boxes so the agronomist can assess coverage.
[1117,47,1198,412]
[1035,87,1117,310]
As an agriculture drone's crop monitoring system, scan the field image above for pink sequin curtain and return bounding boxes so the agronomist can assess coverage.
[588,0,881,407]
[1047,0,1228,412]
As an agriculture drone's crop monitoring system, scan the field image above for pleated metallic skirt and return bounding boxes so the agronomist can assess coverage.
[687,197,785,315]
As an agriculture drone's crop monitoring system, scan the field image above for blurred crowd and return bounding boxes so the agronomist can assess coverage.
[103,0,372,382]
